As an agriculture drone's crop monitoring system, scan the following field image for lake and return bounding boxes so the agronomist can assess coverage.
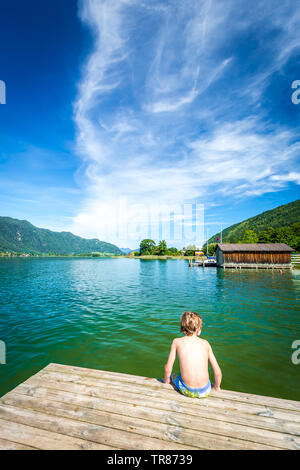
[0,258,299,400]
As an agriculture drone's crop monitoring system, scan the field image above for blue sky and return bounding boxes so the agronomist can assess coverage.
[0,0,299,248]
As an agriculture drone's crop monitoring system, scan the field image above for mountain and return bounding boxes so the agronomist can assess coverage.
[207,199,300,247]
[0,216,123,255]
[120,248,133,254]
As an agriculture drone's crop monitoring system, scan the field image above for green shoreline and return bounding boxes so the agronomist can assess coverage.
[0,253,199,260]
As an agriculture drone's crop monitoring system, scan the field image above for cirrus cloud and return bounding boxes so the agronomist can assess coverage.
[70,0,300,246]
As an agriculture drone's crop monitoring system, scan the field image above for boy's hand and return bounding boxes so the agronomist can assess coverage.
[212,383,221,392]
[164,372,176,384]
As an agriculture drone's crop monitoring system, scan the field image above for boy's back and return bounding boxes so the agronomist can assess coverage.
[174,336,210,388]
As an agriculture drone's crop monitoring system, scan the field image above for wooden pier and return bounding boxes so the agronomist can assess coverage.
[291,253,300,268]
[0,363,299,450]
[220,263,292,269]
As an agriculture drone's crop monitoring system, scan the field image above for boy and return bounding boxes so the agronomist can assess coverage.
[164,311,222,398]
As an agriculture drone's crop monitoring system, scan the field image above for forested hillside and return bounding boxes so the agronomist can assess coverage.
[207,199,300,250]
[0,217,123,255]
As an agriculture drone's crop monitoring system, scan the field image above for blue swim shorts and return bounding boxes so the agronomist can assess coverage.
[172,373,211,398]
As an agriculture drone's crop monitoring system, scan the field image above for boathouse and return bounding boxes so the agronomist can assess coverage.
[216,243,294,269]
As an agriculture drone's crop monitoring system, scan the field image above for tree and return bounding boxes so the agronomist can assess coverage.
[258,228,276,243]
[241,230,258,243]
[158,240,167,255]
[185,250,195,256]
[139,239,156,255]
[167,247,179,255]
[290,236,300,251]
[184,244,197,256]
[151,245,160,255]
[186,244,197,251]
[203,243,217,256]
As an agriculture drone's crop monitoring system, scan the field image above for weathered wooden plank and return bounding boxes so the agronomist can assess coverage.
[2,391,296,449]
[0,437,37,450]
[45,363,300,412]
[44,364,300,411]
[45,363,166,389]
[0,405,197,450]
[0,418,116,450]
[47,363,299,411]
[30,369,300,418]
[211,389,300,412]
[13,383,300,436]
[23,375,300,426]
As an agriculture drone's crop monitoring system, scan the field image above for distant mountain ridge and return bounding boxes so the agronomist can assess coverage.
[208,199,300,244]
[0,216,123,255]
[120,248,133,254]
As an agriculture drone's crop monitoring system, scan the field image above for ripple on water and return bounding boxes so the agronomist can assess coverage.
[0,258,299,400]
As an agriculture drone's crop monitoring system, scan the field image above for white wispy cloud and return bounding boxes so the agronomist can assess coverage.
[70,0,300,246]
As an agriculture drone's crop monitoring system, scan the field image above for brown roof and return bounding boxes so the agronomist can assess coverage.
[217,243,294,252]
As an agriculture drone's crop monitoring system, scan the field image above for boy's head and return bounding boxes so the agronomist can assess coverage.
[180,311,202,336]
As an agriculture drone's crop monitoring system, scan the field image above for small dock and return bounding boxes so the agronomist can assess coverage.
[291,253,300,268]
[220,263,292,269]
[0,363,299,450]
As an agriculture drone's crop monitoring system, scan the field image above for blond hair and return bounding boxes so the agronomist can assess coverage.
[180,311,202,336]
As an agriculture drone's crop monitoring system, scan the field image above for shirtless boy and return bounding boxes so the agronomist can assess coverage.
[164,311,222,398]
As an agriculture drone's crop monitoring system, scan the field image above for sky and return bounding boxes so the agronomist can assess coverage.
[0,0,299,249]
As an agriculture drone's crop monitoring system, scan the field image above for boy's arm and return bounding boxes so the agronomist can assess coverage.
[208,343,222,391]
[164,340,177,384]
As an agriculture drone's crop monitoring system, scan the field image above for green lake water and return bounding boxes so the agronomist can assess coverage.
[0,258,299,400]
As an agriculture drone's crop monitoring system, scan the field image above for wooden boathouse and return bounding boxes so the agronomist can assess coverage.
[0,363,299,450]
[216,243,294,269]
